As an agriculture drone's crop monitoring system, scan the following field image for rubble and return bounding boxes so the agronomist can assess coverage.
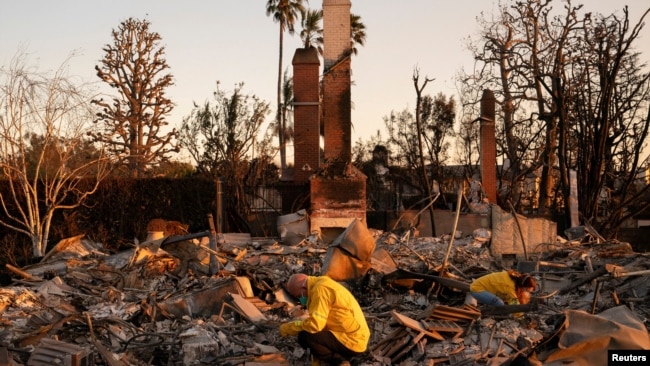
[1,218,649,365]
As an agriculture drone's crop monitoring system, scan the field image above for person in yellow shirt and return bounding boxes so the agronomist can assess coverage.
[279,273,370,366]
[469,270,536,306]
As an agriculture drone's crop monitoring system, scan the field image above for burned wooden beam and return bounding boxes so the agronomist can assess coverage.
[480,302,539,316]
[5,264,42,282]
[391,330,425,363]
[611,268,650,278]
[27,337,93,366]
[559,266,608,294]
[383,268,470,292]
[422,319,464,338]
[160,230,211,244]
[391,311,444,341]
[426,304,481,322]
[383,333,412,359]
[0,347,12,366]
[371,328,408,356]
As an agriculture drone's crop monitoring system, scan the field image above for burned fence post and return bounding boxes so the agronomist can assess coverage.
[216,178,224,233]
[208,213,221,276]
[480,89,497,204]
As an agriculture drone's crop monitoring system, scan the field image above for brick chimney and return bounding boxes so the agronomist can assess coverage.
[309,0,367,238]
[480,89,497,203]
[292,47,321,183]
[322,0,352,162]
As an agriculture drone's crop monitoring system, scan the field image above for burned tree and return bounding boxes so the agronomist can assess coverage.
[570,8,650,234]
[179,82,273,231]
[91,17,178,177]
[0,53,110,257]
[461,0,650,236]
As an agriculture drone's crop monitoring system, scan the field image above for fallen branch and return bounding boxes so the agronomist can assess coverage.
[5,264,42,282]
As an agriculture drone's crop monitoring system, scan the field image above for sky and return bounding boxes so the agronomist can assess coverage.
[2,0,649,163]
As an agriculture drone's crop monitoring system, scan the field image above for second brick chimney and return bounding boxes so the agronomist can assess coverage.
[292,47,321,184]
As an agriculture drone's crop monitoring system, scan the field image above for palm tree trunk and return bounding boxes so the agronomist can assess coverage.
[277,26,286,174]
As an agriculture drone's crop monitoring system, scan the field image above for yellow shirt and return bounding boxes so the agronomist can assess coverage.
[469,271,519,305]
[282,276,370,352]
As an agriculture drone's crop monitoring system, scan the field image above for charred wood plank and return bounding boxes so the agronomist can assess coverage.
[559,266,608,294]
[480,302,538,316]
[5,264,42,282]
[370,327,407,353]
[391,331,425,363]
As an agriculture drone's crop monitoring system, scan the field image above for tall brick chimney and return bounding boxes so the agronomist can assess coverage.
[308,0,366,239]
[480,89,497,203]
[292,47,321,184]
[322,0,352,162]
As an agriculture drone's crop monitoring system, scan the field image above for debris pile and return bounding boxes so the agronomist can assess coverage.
[1,218,649,365]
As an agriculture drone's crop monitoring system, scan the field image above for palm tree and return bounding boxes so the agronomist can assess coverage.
[298,10,365,139]
[350,13,366,56]
[266,0,306,177]
[299,11,365,57]
[300,9,323,55]
[280,69,294,157]
[252,71,295,179]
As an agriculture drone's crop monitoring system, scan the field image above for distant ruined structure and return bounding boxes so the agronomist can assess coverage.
[290,1,501,239]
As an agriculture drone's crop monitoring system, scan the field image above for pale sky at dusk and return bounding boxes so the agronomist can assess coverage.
[2,1,649,163]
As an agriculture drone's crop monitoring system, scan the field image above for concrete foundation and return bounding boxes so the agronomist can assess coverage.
[387,209,491,238]
[491,205,557,260]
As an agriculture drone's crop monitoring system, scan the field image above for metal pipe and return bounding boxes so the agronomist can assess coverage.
[441,185,463,274]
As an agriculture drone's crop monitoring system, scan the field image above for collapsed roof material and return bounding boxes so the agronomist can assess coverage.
[0,218,648,365]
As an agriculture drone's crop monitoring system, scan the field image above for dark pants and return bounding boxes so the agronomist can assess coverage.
[297,330,362,365]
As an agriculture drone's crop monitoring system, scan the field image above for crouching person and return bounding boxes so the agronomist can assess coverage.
[468,269,537,306]
[279,273,370,366]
